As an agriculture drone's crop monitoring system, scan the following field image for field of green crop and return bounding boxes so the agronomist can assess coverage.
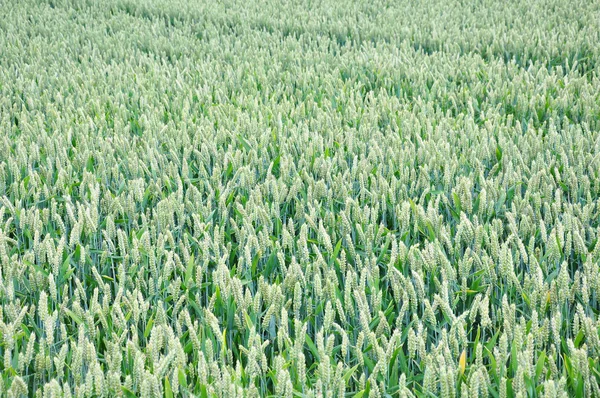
[1,0,600,396]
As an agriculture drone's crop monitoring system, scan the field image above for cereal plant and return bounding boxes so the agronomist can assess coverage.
[0,0,599,397]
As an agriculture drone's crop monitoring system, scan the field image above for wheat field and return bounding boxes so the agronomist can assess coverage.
[1,0,600,397]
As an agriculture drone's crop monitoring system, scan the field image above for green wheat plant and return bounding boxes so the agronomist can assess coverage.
[0,0,599,397]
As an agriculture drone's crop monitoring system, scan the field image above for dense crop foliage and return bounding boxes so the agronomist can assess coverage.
[1,0,600,396]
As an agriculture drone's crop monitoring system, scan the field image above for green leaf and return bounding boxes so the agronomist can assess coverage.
[485,346,498,382]
[574,329,585,348]
[251,253,259,277]
[121,386,137,398]
[576,373,584,398]
[225,162,234,179]
[524,375,535,397]
[506,185,516,205]
[86,155,95,172]
[271,155,281,178]
[63,308,83,325]
[343,364,359,383]
[236,135,252,151]
[165,376,173,398]
[178,368,188,390]
[535,351,546,381]
[305,334,319,361]
[62,252,74,273]
[185,253,195,288]
[452,192,462,213]
[200,384,209,398]
[24,259,49,277]
[332,239,343,263]
[265,250,278,278]
[144,315,154,339]
[510,343,518,375]
[425,220,436,241]
[474,326,481,351]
